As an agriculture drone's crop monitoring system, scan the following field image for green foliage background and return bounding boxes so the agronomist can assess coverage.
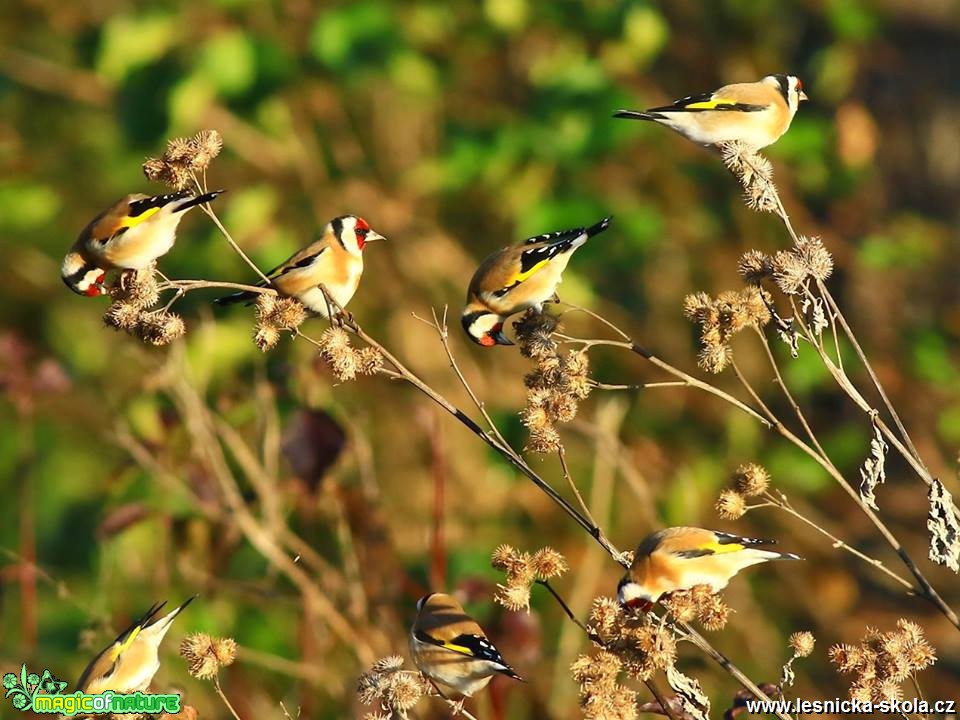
[1,0,959,717]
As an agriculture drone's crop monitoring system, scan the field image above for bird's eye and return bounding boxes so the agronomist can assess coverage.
[357,227,369,237]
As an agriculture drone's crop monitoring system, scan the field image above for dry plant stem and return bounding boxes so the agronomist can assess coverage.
[169,366,377,663]
[197,208,795,711]
[213,675,244,720]
[794,289,960,524]
[558,447,599,529]
[729,356,959,627]
[562,335,770,427]
[763,492,913,591]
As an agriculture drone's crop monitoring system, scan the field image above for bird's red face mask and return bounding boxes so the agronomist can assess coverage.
[481,322,514,347]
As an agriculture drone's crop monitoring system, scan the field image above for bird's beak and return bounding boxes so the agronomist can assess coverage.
[798,90,808,102]
[492,326,514,346]
[366,230,386,242]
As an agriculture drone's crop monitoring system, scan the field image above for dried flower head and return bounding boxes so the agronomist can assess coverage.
[254,325,280,352]
[697,343,731,374]
[720,141,778,212]
[830,620,937,702]
[357,347,384,375]
[771,250,809,295]
[110,268,160,309]
[357,656,429,717]
[104,302,143,332]
[530,547,568,580]
[526,423,562,453]
[685,286,770,374]
[513,309,560,359]
[180,633,235,680]
[663,586,730,631]
[789,631,815,658]
[318,327,358,381]
[589,597,626,642]
[190,129,223,171]
[272,297,307,331]
[733,463,771,497]
[737,250,773,286]
[135,310,186,346]
[715,489,747,520]
[571,651,638,720]
[496,582,532,612]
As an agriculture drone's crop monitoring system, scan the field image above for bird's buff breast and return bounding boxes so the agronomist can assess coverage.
[409,636,494,697]
[101,213,183,270]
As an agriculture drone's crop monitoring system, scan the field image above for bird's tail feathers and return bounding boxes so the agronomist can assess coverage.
[613,109,665,122]
[174,189,225,213]
[747,548,802,562]
[586,216,613,238]
[214,289,258,307]
[497,664,524,681]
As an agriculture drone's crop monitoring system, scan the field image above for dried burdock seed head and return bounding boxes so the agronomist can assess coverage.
[272,297,307,330]
[357,347,384,375]
[496,582,532,612]
[771,250,808,295]
[520,404,551,433]
[682,292,714,323]
[180,632,235,680]
[697,343,731,374]
[142,157,168,183]
[741,286,773,327]
[794,236,833,282]
[547,393,579,423]
[530,547,568,580]
[789,631,815,658]
[357,656,429,717]
[720,141,778,213]
[165,137,195,165]
[737,250,773,286]
[696,593,730,631]
[254,325,280,352]
[190,129,223,172]
[491,544,519,571]
[318,327,360,381]
[110,268,160,309]
[526,423,562,453]
[715,489,747,520]
[733,463,771,497]
[135,311,185,346]
[104,302,142,332]
[513,308,560,351]
[589,597,626,642]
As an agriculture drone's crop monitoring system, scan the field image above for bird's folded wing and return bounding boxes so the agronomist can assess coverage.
[649,92,768,113]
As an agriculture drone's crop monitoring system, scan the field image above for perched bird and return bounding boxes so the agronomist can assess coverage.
[617,527,801,611]
[614,75,808,149]
[76,597,195,696]
[410,592,522,700]
[214,215,384,316]
[462,217,611,346]
[62,189,223,297]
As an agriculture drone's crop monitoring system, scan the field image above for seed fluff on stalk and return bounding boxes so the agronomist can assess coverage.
[683,286,771,373]
[514,310,592,451]
[491,544,568,612]
[829,620,936,703]
[357,656,430,720]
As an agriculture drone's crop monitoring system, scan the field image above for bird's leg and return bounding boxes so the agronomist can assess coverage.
[318,284,354,329]
[549,292,561,304]
[427,680,466,716]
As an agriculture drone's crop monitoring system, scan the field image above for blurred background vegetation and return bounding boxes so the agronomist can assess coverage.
[2,0,959,717]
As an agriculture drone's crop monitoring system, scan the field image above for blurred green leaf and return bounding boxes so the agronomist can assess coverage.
[96,14,176,81]
[197,30,257,97]
[0,181,60,231]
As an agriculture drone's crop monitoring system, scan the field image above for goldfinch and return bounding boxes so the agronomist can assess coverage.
[462,217,611,346]
[214,215,384,316]
[62,190,223,296]
[76,597,195,696]
[410,593,522,699]
[617,527,801,611]
[614,75,808,149]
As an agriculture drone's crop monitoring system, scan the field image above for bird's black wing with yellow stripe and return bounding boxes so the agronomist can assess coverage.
[414,630,522,679]
[646,92,768,114]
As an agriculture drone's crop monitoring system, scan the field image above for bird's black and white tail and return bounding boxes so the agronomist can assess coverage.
[214,288,260,306]
[613,109,666,122]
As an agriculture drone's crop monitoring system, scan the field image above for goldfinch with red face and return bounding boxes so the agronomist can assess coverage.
[462,217,611,346]
[214,215,384,316]
[76,597,194,696]
[62,190,223,296]
[410,593,522,699]
[617,527,801,611]
[614,75,808,149]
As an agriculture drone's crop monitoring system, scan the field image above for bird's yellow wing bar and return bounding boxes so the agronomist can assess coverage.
[119,206,160,228]
[683,97,737,109]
